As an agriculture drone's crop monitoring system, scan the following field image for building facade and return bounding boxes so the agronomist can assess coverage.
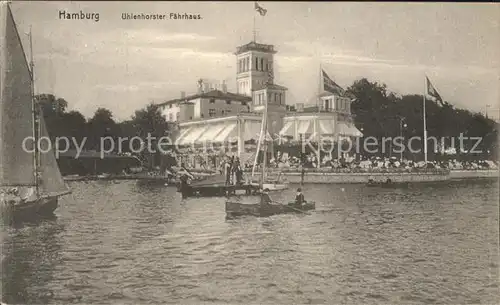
[158,39,362,163]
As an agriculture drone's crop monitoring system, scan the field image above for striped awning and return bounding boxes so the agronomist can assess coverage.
[214,124,237,143]
[175,127,193,145]
[319,120,335,135]
[178,126,208,145]
[196,124,227,143]
[337,123,363,137]
[297,120,312,134]
[279,121,294,137]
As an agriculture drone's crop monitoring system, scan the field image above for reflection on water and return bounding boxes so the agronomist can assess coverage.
[1,179,499,304]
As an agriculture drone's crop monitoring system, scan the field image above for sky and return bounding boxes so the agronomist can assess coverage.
[8,1,500,121]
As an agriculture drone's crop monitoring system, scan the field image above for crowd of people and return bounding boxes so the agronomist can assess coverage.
[159,149,498,174]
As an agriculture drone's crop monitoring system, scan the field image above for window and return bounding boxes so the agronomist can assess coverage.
[209,109,216,117]
[242,101,247,106]
[265,60,269,71]
[169,104,172,109]
[261,58,264,71]
[274,93,277,103]
[222,110,225,115]
[226,100,231,105]
[238,59,242,73]
[255,57,259,70]
[176,112,180,121]
[209,99,215,104]
[246,57,250,72]
[168,113,173,121]
[278,93,282,105]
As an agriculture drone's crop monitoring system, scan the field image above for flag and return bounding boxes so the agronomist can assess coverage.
[426,76,443,104]
[322,69,344,95]
[254,2,267,16]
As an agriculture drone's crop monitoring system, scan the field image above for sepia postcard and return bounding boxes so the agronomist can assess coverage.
[1,1,499,304]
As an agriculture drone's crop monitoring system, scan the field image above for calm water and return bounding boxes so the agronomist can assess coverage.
[1,179,499,304]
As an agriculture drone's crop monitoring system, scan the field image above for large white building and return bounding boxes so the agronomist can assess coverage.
[158,39,362,161]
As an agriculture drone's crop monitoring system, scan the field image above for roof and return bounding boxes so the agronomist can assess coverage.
[235,41,277,55]
[253,83,288,91]
[158,89,252,107]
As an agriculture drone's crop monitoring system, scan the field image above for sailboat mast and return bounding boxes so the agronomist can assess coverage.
[423,76,428,164]
[28,26,40,196]
[260,95,268,189]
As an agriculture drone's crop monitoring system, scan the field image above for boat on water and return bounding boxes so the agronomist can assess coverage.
[226,200,315,218]
[225,88,312,219]
[0,3,71,223]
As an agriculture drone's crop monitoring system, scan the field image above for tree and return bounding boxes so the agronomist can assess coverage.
[130,103,171,168]
[347,78,498,160]
[87,108,117,151]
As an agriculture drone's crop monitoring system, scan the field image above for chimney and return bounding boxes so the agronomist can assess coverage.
[180,91,185,99]
[221,80,227,93]
[296,103,304,112]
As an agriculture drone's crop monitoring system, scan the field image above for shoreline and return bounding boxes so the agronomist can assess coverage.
[62,169,498,183]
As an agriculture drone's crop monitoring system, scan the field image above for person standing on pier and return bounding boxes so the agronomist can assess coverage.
[224,157,232,185]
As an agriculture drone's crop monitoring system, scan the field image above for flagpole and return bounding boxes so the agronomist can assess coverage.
[423,76,428,164]
[253,14,256,42]
[315,62,321,168]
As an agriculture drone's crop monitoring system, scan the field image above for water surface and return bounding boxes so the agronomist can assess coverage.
[1,179,499,304]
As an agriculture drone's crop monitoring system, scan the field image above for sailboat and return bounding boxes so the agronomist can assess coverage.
[0,3,71,223]
[225,92,314,218]
[248,89,288,191]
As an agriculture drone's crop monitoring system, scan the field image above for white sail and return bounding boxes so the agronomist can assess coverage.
[38,112,70,197]
[0,3,36,187]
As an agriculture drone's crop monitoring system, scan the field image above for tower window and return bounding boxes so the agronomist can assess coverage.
[246,57,250,72]
[261,58,264,71]
[255,57,259,70]
[226,100,231,105]
[209,109,216,117]
[209,99,215,104]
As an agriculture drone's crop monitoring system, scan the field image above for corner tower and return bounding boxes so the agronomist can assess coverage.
[234,41,276,96]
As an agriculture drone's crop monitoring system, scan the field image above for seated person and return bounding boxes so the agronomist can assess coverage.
[260,188,272,206]
[294,188,306,206]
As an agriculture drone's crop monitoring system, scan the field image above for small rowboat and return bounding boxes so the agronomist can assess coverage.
[225,200,315,219]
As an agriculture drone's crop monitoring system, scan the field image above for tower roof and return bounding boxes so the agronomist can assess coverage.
[235,41,277,55]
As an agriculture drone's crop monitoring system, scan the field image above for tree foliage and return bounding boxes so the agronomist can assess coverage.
[35,77,498,164]
[347,79,498,160]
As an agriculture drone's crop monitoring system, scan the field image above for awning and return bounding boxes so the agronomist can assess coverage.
[297,120,312,134]
[349,125,363,137]
[319,120,335,135]
[214,124,237,143]
[337,123,363,137]
[279,121,294,137]
[175,127,193,145]
[196,124,226,143]
[336,123,349,136]
[244,121,261,141]
[178,126,208,145]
